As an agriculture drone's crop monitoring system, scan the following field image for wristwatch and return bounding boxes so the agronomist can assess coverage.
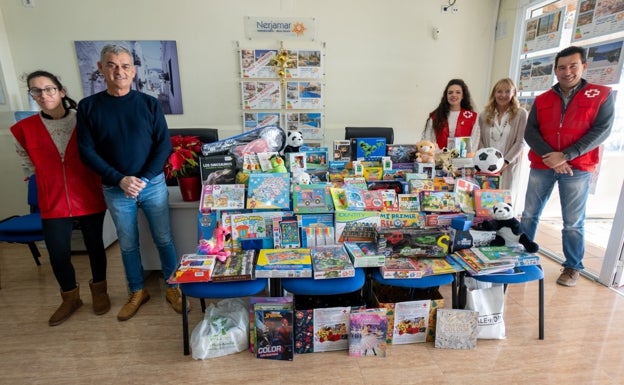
[562,153,571,161]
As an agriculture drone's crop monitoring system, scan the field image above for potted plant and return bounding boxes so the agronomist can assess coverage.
[165,135,202,201]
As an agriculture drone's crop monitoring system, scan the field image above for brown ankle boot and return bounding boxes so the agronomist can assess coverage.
[89,279,111,315]
[49,286,83,326]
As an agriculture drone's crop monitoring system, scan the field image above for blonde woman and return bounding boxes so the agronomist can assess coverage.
[478,78,528,193]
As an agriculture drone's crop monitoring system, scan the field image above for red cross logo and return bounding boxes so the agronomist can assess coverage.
[585,88,600,98]
[462,111,474,119]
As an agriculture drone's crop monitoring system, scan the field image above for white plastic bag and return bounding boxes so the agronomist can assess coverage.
[465,284,506,340]
[190,297,249,359]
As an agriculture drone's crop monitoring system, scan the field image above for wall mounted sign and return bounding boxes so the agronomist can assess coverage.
[245,17,317,41]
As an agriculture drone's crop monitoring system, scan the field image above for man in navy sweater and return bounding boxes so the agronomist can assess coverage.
[77,44,188,321]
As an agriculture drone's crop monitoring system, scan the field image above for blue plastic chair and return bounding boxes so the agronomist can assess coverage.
[466,265,544,340]
[371,269,458,309]
[0,175,43,265]
[280,268,366,296]
[178,278,269,355]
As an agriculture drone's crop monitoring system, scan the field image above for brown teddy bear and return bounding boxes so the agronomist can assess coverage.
[415,140,436,163]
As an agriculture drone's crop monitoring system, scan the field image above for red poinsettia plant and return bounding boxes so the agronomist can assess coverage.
[164,135,202,179]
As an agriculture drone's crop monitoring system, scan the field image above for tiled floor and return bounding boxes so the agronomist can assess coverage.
[535,218,613,274]
[2,241,624,384]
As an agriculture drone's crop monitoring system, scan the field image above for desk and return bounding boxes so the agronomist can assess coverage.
[139,187,199,270]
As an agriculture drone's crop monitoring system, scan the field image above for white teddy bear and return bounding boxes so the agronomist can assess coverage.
[291,170,311,185]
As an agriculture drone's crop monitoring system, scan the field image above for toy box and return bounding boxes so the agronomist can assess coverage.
[378,211,426,228]
[351,137,387,160]
[376,227,450,258]
[292,184,334,214]
[371,283,444,343]
[419,190,460,212]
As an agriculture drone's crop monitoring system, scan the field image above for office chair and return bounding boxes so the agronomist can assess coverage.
[345,127,394,144]
[0,175,44,266]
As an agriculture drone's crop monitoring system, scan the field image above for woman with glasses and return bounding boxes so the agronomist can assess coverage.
[10,70,109,326]
[477,78,528,194]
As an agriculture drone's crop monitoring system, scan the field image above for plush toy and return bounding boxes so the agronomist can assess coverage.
[269,154,288,173]
[283,130,304,153]
[482,202,539,253]
[197,223,231,262]
[291,169,311,185]
[435,147,459,175]
[415,140,436,163]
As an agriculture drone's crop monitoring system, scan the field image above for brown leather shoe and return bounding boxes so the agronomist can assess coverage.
[117,289,150,321]
[166,287,190,314]
[49,286,83,326]
[556,267,580,287]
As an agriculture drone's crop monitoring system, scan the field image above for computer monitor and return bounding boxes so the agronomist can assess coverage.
[344,126,394,144]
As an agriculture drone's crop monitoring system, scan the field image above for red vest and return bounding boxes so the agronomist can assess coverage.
[528,84,611,172]
[10,115,106,219]
[431,109,477,150]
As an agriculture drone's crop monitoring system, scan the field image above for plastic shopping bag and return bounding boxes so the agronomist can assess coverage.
[465,284,506,339]
[190,297,249,359]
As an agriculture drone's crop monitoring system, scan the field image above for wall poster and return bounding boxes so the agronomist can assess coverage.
[286,81,323,109]
[522,9,565,54]
[572,0,624,43]
[244,111,281,132]
[518,53,556,92]
[74,40,183,114]
[241,48,323,79]
[286,112,323,140]
[241,81,281,110]
[239,45,325,141]
[584,39,624,85]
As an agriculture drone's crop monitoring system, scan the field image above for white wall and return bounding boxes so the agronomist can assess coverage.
[0,0,515,218]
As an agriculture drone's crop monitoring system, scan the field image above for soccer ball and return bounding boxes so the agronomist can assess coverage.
[473,147,504,174]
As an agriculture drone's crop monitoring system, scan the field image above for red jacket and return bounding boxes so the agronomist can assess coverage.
[528,84,611,172]
[11,114,106,219]
[431,109,477,150]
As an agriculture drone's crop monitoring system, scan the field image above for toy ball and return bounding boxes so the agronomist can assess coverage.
[473,147,504,174]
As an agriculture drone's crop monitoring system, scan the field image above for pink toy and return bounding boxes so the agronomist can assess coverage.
[197,223,231,262]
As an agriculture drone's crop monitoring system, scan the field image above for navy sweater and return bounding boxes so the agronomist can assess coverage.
[77,90,171,186]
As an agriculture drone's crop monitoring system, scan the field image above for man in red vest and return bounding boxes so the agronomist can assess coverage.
[521,46,614,287]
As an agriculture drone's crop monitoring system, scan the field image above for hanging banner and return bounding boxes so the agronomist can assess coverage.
[584,39,624,85]
[245,17,317,41]
[522,9,565,54]
[572,0,624,43]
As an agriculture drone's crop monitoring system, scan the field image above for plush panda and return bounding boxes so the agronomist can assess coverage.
[283,130,304,153]
[482,202,539,253]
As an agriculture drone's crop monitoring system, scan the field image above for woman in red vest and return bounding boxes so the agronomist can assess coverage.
[10,71,109,326]
[422,79,479,154]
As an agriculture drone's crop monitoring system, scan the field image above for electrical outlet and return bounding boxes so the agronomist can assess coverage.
[22,0,35,7]
[441,5,450,13]
[451,6,459,14]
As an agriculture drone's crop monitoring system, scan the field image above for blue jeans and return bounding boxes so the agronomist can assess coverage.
[103,173,177,292]
[520,168,591,270]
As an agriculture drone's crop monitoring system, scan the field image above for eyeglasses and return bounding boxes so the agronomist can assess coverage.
[28,86,58,97]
